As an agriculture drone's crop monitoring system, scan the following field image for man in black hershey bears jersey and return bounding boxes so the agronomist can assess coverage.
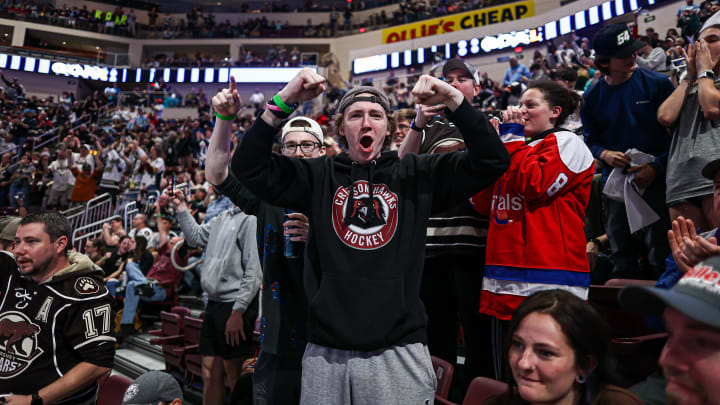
[0,212,115,405]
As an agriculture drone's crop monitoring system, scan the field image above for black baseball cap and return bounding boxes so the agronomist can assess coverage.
[442,59,480,84]
[702,157,720,179]
[619,255,720,329]
[593,24,646,58]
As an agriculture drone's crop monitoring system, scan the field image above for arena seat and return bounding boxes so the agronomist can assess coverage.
[588,284,653,338]
[138,283,182,326]
[431,355,454,400]
[611,333,667,386]
[97,373,133,405]
[436,376,508,405]
[148,307,192,373]
[604,278,656,288]
[174,316,204,384]
[589,284,665,386]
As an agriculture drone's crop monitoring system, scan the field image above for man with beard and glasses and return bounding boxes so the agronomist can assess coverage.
[1,212,115,405]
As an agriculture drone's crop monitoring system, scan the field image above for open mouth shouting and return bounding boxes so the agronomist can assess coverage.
[359,135,374,152]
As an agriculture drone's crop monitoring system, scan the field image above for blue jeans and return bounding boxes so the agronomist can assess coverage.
[8,182,29,207]
[106,280,120,297]
[121,262,167,325]
[604,179,671,279]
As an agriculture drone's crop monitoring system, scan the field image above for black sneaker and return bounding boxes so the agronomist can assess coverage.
[134,282,155,297]
[116,324,135,343]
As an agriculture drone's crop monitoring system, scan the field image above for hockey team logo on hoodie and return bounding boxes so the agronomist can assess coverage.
[0,311,44,378]
[332,181,398,250]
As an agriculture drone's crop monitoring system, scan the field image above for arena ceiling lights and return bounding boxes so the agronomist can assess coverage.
[0,55,316,84]
[353,0,656,75]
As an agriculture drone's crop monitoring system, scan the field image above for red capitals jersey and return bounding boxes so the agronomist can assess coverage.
[0,252,116,402]
[471,125,594,320]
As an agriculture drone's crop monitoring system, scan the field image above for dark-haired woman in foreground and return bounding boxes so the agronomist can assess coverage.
[484,290,643,405]
[472,81,595,321]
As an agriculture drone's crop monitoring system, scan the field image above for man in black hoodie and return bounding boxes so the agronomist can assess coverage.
[231,68,510,404]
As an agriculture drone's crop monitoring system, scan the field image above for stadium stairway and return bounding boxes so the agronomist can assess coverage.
[112,296,206,404]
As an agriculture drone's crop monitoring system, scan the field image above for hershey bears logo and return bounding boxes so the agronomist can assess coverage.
[0,312,44,378]
[74,277,99,295]
[332,181,398,250]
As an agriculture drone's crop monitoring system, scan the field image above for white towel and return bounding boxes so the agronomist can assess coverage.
[602,148,661,233]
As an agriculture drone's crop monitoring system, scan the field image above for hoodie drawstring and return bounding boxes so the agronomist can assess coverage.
[343,162,359,225]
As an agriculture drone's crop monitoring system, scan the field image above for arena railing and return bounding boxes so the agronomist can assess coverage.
[72,214,122,253]
[62,204,87,232]
[84,193,113,227]
[122,200,139,232]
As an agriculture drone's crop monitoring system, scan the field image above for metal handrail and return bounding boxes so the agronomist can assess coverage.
[122,201,139,232]
[71,214,121,252]
[84,192,113,227]
[62,204,87,232]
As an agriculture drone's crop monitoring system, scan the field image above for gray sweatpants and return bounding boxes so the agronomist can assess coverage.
[300,342,437,405]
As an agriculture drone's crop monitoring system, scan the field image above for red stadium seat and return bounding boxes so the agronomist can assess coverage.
[435,376,508,405]
[174,316,204,384]
[588,284,654,338]
[590,284,665,385]
[97,373,133,405]
[148,311,185,369]
[604,279,656,288]
[431,355,454,400]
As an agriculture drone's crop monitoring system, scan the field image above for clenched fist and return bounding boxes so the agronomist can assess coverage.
[276,68,327,106]
[411,75,464,111]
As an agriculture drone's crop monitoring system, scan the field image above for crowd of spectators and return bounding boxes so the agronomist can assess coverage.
[4,4,720,403]
[0,0,517,40]
[141,45,307,69]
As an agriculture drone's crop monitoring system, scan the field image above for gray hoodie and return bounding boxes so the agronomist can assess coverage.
[177,207,261,312]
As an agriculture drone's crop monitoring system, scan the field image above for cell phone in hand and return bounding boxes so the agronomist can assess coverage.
[171,175,176,194]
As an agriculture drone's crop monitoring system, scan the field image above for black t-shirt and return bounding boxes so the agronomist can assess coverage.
[102,251,130,277]
[136,250,154,275]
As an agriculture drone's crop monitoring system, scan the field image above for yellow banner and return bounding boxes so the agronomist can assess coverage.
[381,1,535,44]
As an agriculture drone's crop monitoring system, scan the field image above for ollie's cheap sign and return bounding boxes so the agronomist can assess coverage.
[381,0,534,44]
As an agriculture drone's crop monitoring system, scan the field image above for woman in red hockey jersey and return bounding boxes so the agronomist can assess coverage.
[472,81,594,321]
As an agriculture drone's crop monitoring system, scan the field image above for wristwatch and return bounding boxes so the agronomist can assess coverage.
[31,392,43,405]
[697,69,716,81]
[410,120,424,132]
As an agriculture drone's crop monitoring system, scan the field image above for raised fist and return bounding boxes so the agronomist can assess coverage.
[411,75,464,111]
[276,68,327,106]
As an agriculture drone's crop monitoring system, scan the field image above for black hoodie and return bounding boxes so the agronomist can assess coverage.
[232,99,509,351]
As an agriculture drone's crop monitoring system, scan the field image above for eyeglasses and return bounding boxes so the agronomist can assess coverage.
[281,141,320,154]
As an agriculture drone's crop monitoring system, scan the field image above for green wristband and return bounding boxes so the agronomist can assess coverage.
[215,112,235,121]
[273,94,295,114]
